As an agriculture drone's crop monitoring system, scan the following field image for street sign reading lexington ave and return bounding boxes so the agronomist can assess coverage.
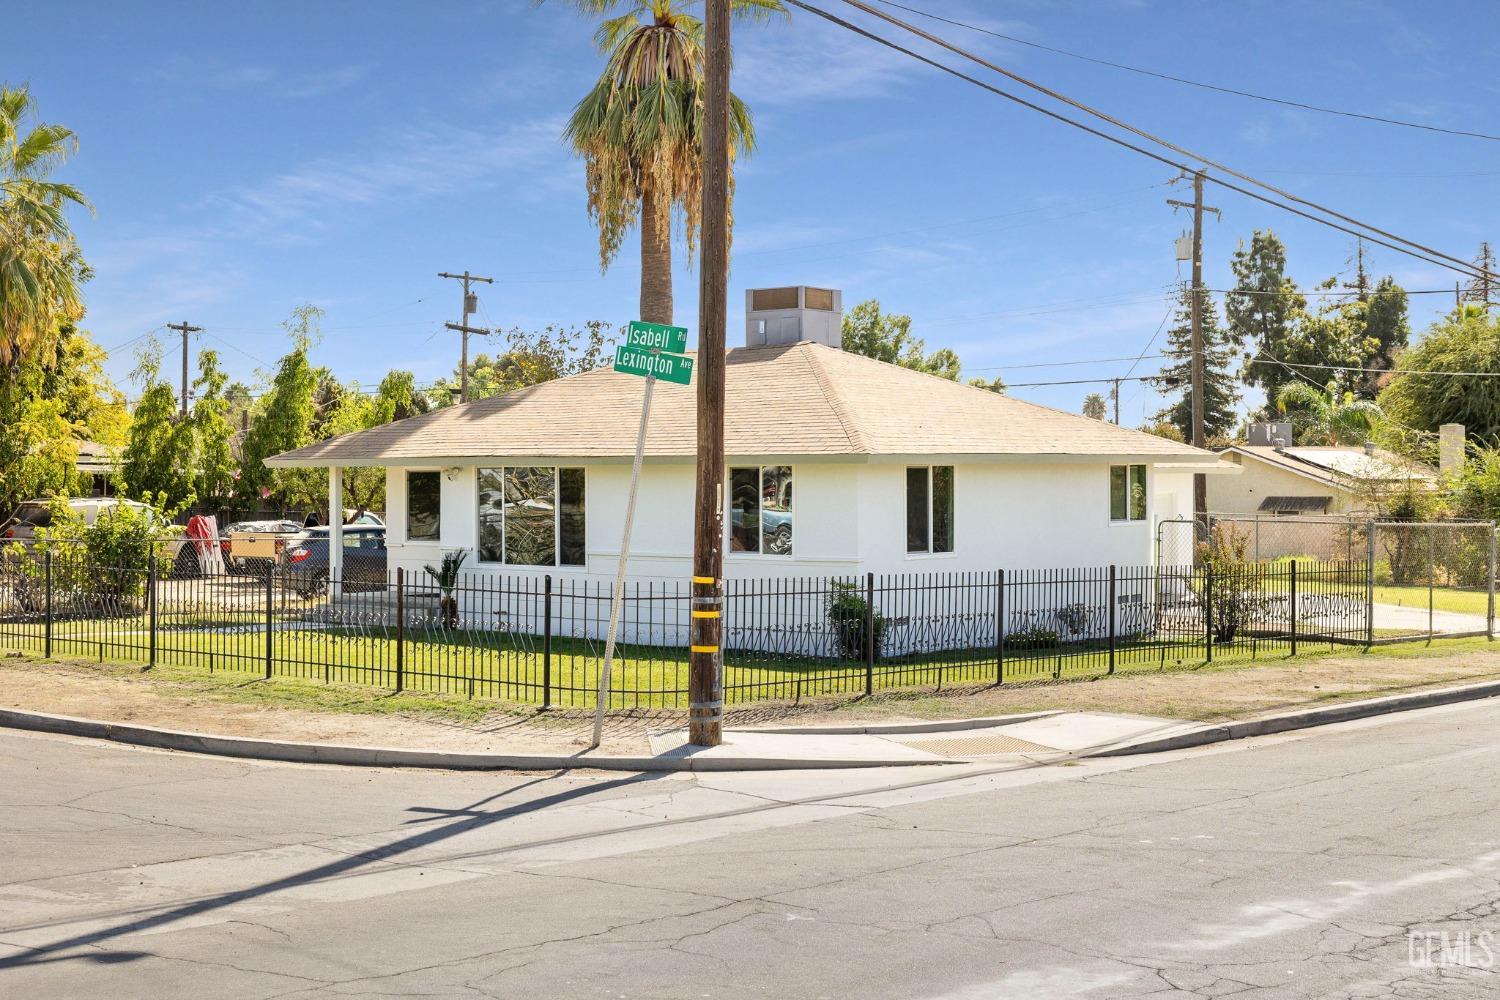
[625,319,689,354]
[614,344,695,385]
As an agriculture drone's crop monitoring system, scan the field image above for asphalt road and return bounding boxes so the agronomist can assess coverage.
[3,702,1500,999]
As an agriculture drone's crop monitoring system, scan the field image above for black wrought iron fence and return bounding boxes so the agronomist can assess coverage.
[0,541,1402,710]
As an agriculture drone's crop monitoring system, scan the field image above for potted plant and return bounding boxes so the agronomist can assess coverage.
[424,550,467,630]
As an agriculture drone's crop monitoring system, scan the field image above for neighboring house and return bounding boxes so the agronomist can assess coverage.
[1208,444,1437,517]
[266,287,1222,588]
[76,440,118,497]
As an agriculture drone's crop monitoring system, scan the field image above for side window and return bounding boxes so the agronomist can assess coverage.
[907,466,955,553]
[407,471,441,541]
[729,466,792,555]
[1109,465,1148,522]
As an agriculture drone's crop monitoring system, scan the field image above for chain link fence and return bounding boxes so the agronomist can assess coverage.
[1157,514,1497,641]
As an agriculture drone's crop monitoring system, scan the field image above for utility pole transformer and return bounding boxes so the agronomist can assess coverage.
[690,0,730,748]
[438,271,494,403]
[1167,172,1220,519]
[166,321,202,416]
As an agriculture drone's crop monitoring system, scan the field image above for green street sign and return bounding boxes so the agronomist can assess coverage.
[614,344,694,385]
[626,320,689,354]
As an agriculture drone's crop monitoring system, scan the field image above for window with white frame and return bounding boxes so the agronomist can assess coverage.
[729,466,793,555]
[476,467,586,566]
[906,466,954,554]
[406,471,441,541]
[1109,464,1148,522]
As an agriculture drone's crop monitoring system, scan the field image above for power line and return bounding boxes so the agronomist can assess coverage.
[871,0,1500,142]
[790,0,1493,283]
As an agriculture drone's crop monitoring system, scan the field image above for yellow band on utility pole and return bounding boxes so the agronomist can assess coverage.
[691,610,720,619]
[690,645,719,654]
[692,575,717,585]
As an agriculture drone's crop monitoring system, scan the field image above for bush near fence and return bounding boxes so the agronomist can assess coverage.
[0,541,1398,710]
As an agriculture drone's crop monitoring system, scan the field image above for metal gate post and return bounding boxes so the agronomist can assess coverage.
[1107,565,1116,675]
[148,551,157,669]
[43,550,53,658]
[1427,528,1435,642]
[1204,563,1213,663]
[1289,560,1298,655]
[1365,521,1376,648]
[394,567,405,694]
[265,567,275,679]
[863,572,875,697]
[543,574,553,709]
[1488,524,1496,642]
[995,568,1005,686]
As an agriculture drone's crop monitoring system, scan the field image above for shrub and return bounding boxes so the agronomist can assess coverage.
[1196,524,1270,644]
[826,581,884,661]
[1005,625,1059,650]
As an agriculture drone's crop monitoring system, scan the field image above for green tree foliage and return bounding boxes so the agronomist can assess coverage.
[1,85,89,367]
[429,323,614,406]
[120,339,195,503]
[237,306,321,506]
[1447,447,1500,522]
[1149,284,1239,442]
[966,375,1006,394]
[1351,276,1410,396]
[841,299,961,380]
[559,0,782,322]
[1227,229,1305,407]
[1273,381,1381,446]
[1379,307,1500,442]
[189,349,237,506]
[1081,392,1107,420]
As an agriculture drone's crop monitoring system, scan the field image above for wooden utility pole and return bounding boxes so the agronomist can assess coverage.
[166,321,202,416]
[689,0,729,748]
[1167,172,1219,518]
[1111,377,1121,425]
[438,271,494,402]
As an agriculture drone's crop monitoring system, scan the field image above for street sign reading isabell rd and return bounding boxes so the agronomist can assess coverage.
[614,344,694,385]
[625,320,689,354]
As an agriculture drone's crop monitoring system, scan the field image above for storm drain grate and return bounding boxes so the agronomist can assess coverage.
[897,733,1056,758]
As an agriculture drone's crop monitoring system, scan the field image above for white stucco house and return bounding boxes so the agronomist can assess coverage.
[1208,443,1437,517]
[265,291,1220,587]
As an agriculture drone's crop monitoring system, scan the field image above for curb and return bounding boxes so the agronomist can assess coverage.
[0,709,948,773]
[744,711,1061,736]
[1086,678,1500,757]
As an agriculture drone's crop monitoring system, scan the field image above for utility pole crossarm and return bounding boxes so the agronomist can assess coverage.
[438,270,495,404]
[166,320,203,416]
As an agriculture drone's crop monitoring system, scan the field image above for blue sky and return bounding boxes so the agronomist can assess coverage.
[10,0,1499,420]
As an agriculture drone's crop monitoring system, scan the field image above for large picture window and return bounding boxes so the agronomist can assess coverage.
[477,467,586,566]
[907,466,955,554]
[729,466,793,555]
[406,471,441,541]
[1109,464,1148,522]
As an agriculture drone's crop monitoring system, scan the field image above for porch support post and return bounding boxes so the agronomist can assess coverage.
[328,465,344,591]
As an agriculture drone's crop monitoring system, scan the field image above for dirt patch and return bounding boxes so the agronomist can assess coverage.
[0,657,653,756]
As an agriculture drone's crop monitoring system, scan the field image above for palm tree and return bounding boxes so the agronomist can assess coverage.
[558,0,784,324]
[1275,381,1383,446]
[0,86,89,367]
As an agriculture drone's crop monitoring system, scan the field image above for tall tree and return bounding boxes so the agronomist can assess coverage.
[1226,229,1306,409]
[121,340,195,503]
[841,299,961,380]
[429,323,613,407]
[1273,382,1381,446]
[1081,393,1107,420]
[559,0,783,323]
[1149,284,1239,442]
[237,306,321,506]
[189,349,237,506]
[1348,275,1410,396]
[0,85,89,367]
[1379,307,1500,442]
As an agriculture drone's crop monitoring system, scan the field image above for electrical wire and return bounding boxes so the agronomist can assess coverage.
[871,0,1500,142]
[786,0,1493,283]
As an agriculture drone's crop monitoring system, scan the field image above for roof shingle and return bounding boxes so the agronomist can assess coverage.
[267,342,1214,466]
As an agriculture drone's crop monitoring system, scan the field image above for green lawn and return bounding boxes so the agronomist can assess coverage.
[1372,585,1492,617]
[0,607,1389,711]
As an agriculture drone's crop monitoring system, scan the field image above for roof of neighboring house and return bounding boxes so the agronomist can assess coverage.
[1222,445,1437,490]
[75,440,117,474]
[266,342,1216,468]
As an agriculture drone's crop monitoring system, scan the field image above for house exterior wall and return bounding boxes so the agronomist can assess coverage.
[1206,453,1361,515]
[378,457,1166,585]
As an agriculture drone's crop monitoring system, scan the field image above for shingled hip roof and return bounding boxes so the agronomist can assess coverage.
[266,342,1218,467]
